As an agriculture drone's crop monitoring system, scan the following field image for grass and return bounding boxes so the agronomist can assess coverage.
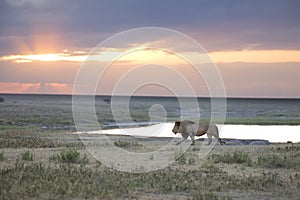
[201,163,223,173]
[20,150,34,161]
[192,192,232,200]
[49,149,89,165]
[188,157,196,165]
[186,118,300,126]
[0,152,5,161]
[223,118,300,125]
[257,154,300,170]
[0,129,84,148]
[175,153,196,165]
[0,163,187,199]
[208,150,300,170]
[174,148,187,165]
[274,145,300,152]
[257,146,300,170]
[177,154,187,165]
[113,140,143,148]
[1,159,297,199]
[0,125,24,130]
[209,151,253,166]
[0,125,300,199]
[0,132,300,199]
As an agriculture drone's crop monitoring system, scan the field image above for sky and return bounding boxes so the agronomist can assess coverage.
[0,0,300,98]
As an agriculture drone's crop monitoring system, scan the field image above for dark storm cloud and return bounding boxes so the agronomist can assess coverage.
[1,0,300,53]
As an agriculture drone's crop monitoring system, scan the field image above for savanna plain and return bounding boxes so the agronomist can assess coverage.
[0,95,300,200]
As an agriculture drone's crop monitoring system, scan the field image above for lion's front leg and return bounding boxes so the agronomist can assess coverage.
[189,133,195,145]
[207,135,212,145]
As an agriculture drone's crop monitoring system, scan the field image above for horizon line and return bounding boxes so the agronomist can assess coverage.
[0,93,299,100]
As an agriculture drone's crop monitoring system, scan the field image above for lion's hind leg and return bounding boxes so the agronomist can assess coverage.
[189,132,196,145]
[210,125,225,145]
[207,124,223,145]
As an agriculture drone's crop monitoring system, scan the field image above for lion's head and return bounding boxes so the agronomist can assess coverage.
[172,121,181,134]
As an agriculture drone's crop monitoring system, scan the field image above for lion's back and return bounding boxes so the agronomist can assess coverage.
[179,120,198,134]
[198,122,210,131]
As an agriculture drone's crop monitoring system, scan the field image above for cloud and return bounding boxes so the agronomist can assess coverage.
[1,0,300,53]
[4,0,48,7]
[1,0,300,97]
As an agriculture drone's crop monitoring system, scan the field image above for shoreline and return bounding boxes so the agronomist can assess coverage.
[81,123,300,143]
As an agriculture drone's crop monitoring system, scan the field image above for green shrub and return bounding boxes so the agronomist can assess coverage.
[0,152,5,161]
[114,140,142,148]
[49,149,89,165]
[20,150,34,161]
[61,149,80,163]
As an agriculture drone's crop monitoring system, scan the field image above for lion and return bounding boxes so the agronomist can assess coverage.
[172,120,224,145]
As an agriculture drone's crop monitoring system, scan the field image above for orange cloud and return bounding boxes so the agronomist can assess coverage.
[209,50,300,63]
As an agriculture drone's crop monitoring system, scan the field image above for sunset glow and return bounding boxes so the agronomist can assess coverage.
[2,49,300,64]
[1,53,87,63]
